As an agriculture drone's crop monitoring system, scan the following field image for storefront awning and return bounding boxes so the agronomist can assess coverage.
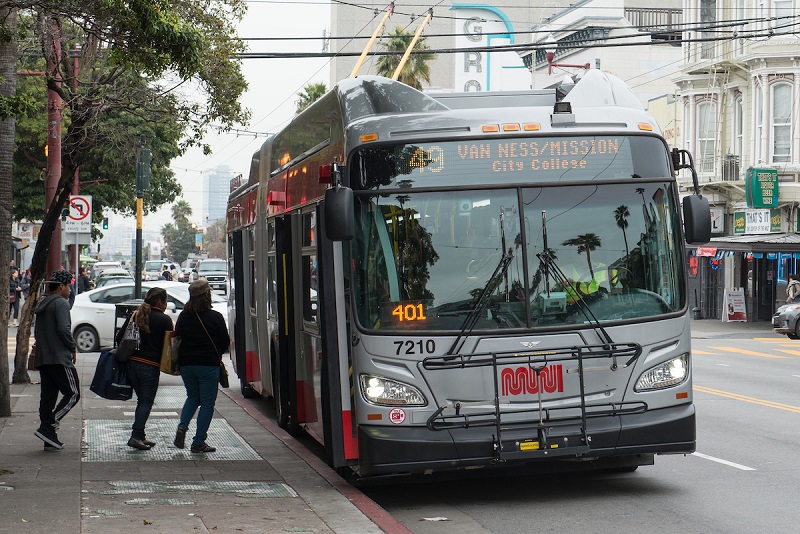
[695,233,800,253]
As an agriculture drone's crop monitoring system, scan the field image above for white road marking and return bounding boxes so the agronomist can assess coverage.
[692,452,755,471]
[716,364,731,367]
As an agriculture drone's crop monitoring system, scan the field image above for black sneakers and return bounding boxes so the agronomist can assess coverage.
[34,425,64,450]
[190,443,216,453]
[174,426,187,449]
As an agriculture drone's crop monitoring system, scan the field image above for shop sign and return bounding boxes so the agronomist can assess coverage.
[746,167,778,208]
[723,288,747,322]
[733,209,781,235]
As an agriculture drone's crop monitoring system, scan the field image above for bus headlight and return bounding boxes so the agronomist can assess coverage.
[359,374,427,406]
[634,354,689,392]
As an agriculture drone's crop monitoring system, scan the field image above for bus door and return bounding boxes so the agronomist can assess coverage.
[228,230,249,386]
[274,215,298,430]
[291,208,324,442]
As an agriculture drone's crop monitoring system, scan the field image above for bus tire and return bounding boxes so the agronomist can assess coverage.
[240,380,260,399]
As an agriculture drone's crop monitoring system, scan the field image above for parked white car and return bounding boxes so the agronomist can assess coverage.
[70,280,228,352]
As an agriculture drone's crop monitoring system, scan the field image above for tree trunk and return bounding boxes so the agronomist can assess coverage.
[0,6,18,416]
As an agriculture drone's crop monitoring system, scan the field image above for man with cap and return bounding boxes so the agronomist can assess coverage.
[33,269,79,450]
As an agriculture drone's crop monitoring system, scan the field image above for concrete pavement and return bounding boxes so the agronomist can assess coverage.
[0,349,409,534]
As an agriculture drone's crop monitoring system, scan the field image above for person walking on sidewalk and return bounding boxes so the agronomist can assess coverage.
[33,269,79,450]
[787,274,800,303]
[173,279,230,453]
[9,269,21,326]
[116,287,173,450]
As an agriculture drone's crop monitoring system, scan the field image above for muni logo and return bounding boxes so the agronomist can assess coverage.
[501,365,564,396]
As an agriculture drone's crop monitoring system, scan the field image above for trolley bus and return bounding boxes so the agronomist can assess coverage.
[226,71,711,479]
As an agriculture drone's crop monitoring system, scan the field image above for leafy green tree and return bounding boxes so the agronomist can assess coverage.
[162,201,196,263]
[375,26,434,90]
[295,82,327,114]
[9,1,250,385]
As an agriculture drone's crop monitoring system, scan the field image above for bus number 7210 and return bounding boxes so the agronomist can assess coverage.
[394,340,436,355]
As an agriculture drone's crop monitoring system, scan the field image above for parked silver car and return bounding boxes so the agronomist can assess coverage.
[772,303,800,339]
[70,280,228,352]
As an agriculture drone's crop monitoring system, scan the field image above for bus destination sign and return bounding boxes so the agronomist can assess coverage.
[396,137,625,176]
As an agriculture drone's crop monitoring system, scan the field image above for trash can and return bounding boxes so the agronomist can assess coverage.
[115,300,143,347]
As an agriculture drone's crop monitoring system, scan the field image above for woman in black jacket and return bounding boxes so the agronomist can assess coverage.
[173,279,230,453]
[116,287,173,450]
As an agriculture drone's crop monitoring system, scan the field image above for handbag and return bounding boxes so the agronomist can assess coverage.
[9,294,15,303]
[115,312,140,362]
[90,350,133,400]
[196,312,229,388]
[160,331,180,376]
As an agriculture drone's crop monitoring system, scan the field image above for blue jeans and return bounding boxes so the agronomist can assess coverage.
[126,361,160,440]
[179,365,220,446]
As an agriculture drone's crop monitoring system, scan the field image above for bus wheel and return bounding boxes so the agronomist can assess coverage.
[240,380,260,399]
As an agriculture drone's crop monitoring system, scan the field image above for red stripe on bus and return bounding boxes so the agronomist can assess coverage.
[342,410,359,460]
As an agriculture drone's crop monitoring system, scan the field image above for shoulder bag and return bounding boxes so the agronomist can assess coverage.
[160,331,180,375]
[115,312,140,362]
[90,349,133,400]
[196,312,229,388]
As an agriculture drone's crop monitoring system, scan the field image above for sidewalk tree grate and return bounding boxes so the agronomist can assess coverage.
[88,480,297,498]
[83,419,262,462]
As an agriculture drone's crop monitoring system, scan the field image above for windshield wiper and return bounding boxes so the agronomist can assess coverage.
[446,249,514,356]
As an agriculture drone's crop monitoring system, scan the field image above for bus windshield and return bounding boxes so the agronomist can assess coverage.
[351,182,686,332]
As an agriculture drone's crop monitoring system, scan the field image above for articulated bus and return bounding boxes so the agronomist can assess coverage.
[226,71,711,480]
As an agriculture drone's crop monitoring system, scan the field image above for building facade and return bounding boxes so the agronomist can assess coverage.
[204,165,235,225]
[675,0,800,321]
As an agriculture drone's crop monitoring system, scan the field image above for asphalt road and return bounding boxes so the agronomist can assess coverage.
[359,335,800,534]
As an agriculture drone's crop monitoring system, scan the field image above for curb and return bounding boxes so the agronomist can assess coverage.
[219,388,412,534]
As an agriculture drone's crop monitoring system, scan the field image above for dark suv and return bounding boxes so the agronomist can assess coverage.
[196,259,228,295]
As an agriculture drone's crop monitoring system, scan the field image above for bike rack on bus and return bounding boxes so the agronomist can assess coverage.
[422,342,644,462]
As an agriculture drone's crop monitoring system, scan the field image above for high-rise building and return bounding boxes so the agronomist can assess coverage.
[204,165,234,226]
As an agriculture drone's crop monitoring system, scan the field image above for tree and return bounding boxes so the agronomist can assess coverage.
[562,233,602,279]
[8,1,250,387]
[0,5,18,416]
[295,82,327,114]
[162,201,196,264]
[203,218,226,259]
[614,205,630,257]
[375,26,434,90]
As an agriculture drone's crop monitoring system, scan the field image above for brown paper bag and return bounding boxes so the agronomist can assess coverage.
[160,331,180,375]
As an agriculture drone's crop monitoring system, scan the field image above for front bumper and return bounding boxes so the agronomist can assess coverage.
[356,403,695,478]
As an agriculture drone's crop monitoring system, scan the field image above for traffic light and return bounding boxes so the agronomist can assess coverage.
[102,218,108,229]
[60,207,69,220]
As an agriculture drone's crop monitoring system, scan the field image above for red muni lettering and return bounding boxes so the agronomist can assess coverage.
[500,364,564,396]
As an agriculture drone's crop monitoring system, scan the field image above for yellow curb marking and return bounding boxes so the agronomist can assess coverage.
[695,385,800,415]
[708,346,788,359]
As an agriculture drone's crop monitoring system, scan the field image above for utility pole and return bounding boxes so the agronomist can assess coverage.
[45,18,62,278]
[69,44,81,274]
[134,135,151,298]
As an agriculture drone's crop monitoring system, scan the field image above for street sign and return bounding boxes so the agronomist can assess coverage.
[63,195,93,233]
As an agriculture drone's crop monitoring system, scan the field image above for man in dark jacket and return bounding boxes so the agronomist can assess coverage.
[33,269,79,450]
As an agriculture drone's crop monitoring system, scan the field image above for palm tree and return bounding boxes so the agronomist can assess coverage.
[562,233,602,279]
[614,205,630,257]
[295,82,327,114]
[171,200,192,224]
[375,26,434,90]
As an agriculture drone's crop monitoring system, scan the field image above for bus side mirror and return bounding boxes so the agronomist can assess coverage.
[324,186,354,241]
[682,194,711,245]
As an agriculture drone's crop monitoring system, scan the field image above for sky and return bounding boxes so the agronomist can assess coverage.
[141,0,333,232]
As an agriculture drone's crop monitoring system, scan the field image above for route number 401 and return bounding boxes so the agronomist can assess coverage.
[394,340,436,355]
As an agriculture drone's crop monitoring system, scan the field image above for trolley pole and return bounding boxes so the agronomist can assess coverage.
[134,136,151,298]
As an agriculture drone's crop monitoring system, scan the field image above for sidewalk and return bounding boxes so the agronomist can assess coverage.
[0,352,409,534]
[689,318,779,339]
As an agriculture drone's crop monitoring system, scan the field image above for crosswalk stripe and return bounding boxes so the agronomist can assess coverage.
[691,349,718,355]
